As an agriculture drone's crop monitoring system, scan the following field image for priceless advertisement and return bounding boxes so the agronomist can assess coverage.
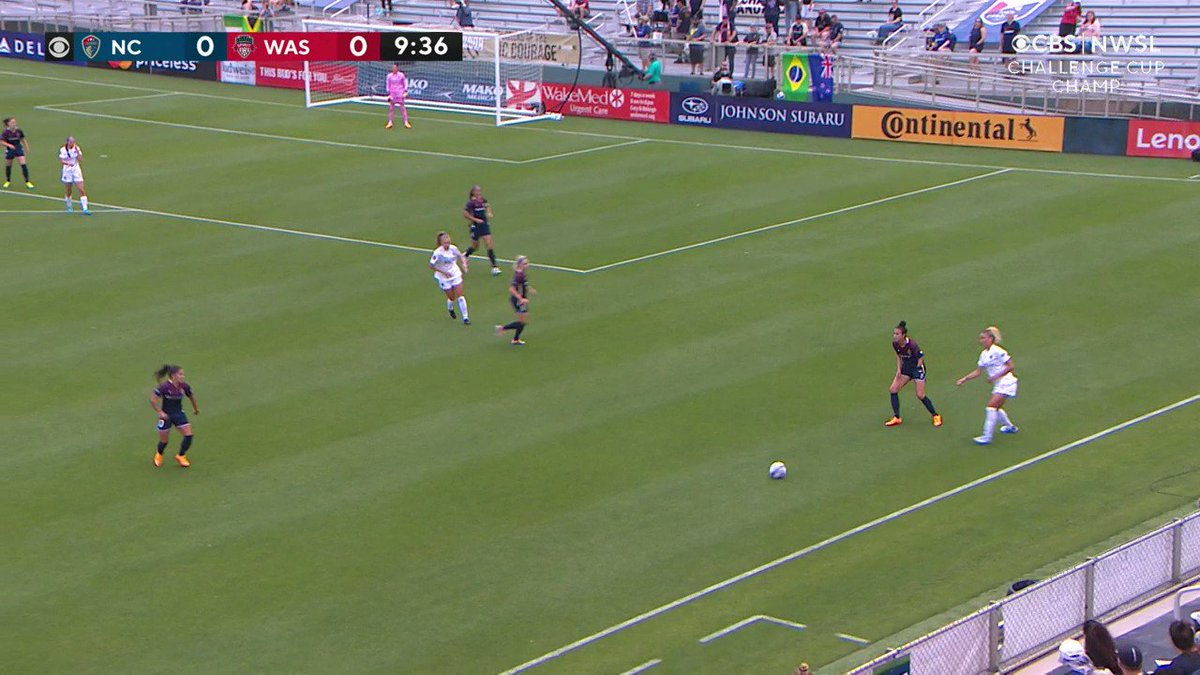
[669,93,852,138]
[539,83,669,123]
[86,58,217,80]
[1125,119,1200,159]
[852,106,1064,152]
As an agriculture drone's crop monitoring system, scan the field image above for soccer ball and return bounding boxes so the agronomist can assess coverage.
[774,90,785,100]
[769,461,787,480]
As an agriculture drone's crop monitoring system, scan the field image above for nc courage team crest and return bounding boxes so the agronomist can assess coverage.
[81,34,101,59]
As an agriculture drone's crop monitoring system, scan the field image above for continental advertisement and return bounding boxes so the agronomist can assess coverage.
[852,106,1065,152]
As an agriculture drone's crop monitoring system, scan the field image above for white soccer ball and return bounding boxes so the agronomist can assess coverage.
[769,461,787,480]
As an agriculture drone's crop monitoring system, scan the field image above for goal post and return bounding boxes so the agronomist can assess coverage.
[302,19,562,127]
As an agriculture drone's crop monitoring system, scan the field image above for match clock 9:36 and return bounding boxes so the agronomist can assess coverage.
[379,32,463,61]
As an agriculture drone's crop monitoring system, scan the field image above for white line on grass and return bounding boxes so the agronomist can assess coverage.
[618,659,662,674]
[1190,174,1200,180]
[516,139,649,164]
[41,92,177,108]
[0,191,587,274]
[499,392,1200,674]
[698,614,807,644]
[582,169,1012,274]
[6,69,1199,184]
[836,633,872,646]
[34,102,521,165]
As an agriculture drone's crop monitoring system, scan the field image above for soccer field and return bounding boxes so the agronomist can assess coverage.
[3,58,1199,674]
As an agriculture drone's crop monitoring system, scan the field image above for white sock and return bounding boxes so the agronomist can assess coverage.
[457,296,469,320]
[80,196,88,210]
[65,196,71,207]
[983,407,999,439]
[446,299,454,311]
[996,408,1013,428]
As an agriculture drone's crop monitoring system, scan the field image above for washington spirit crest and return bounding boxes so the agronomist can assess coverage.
[234,34,255,59]
[81,35,101,60]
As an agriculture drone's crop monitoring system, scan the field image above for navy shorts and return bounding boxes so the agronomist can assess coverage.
[900,363,926,381]
[157,412,190,430]
[470,222,491,240]
[510,295,528,314]
[5,146,24,161]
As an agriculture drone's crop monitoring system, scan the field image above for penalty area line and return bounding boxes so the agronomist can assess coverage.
[498,392,1200,674]
[0,191,586,274]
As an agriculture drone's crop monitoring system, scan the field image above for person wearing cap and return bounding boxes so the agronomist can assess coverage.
[1162,620,1200,674]
[1116,643,1144,675]
[1059,638,1093,674]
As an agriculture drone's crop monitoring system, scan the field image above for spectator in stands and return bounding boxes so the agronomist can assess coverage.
[1079,10,1101,54]
[876,0,904,45]
[713,18,738,73]
[1115,643,1144,675]
[241,0,258,13]
[784,0,798,34]
[689,0,704,23]
[799,0,813,23]
[636,15,655,68]
[824,14,845,53]
[454,0,476,27]
[675,0,691,38]
[967,17,985,64]
[928,22,955,52]
[999,10,1020,64]
[570,0,591,23]
[688,20,708,74]
[379,0,392,12]
[1059,639,1094,674]
[1084,620,1124,675]
[763,22,778,73]
[813,9,832,42]
[1059,1,1082,38]
[721,0,737,30]
[762,0,781,36]
[711,58,733,93]
[1163,620,1200,674]
[637,0,654,18]
[641,53,663,85]
[787,16,808,47]
[743,23,762,77]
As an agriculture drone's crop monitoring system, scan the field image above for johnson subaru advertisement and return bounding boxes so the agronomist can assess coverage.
[669,93,852,138]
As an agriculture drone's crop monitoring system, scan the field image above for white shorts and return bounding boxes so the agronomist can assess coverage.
[61,165,84,184]
[992,376,1018,398]
[434,272,462,291]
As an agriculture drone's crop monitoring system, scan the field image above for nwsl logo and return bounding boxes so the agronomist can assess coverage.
[235,34,255,58]
[981,0,1046,25]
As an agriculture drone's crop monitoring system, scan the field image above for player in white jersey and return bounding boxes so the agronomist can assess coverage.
[430,231,471,325]
[384,63,411,130]
[58,136,89,215]
[955,326,1019,445]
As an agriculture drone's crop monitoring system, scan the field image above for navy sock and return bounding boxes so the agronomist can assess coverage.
[514,323,525,340]
[4,165,9,180]
[21,164,28,180]
[156,441,167,453]
[890,392,900,417]
[920,396,938,415]
[487,249,497,266]
[464,246,476,258]
[502,321,522,331]
[179,435,193,456]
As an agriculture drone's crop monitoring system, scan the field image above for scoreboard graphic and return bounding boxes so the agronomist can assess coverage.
[44,31,463,63]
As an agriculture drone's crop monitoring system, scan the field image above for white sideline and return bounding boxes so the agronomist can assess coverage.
[581,169,1012,273]
[515,139,649,164]
[498,393,1200,674]
[5,69,1200,184]
[0,191,587,274]
[698,614,807,644]
[618,659,662,674]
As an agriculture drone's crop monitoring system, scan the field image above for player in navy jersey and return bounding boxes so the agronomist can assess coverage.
[149,364,200,467]
[1,117,34,189]
[462,185,501,276]
[885,321,942,427]
[495,255,534,345]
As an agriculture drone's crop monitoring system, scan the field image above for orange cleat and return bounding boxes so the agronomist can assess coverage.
[932,414,943,427]
[154,452,163,467]
[385,121,393,129]
[175,454,190,468]
[403,121,412,129]
[884,416,903,427]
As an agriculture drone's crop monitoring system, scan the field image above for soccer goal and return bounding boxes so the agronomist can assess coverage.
[302,19,562,127]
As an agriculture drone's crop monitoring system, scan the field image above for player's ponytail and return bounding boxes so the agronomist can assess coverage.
[985,326,1003,343]
[896,320,907,335]
[2,117,11,126]
[154,364,181,382]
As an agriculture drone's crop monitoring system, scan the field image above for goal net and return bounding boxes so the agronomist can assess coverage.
[302,19,562,127]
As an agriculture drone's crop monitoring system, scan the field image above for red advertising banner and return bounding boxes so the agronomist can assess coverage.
[538,83,668,123]
[1126,119,1200,159]
[225,31,377,62]
[255,61,356,93]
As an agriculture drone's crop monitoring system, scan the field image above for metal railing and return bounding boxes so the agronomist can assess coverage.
[849,511,1200,675]
[837,51,1200,119]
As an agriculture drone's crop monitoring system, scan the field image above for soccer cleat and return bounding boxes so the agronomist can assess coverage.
[973,436,991,445]
[65,204,73,213]
[1000,425,1019,434]
[403,121,412,129]
[511,339,526,345]
[884,416,902,427]
[175,454,190,468]
[26,182,35,189]
[491,267,501,276]
[463,318,471,325]
[448,308,457,319]
[1,181,9,188]
[82,209,91,216]
[932,414,943,427]
[154,452,163,467]
[385,121,393,129]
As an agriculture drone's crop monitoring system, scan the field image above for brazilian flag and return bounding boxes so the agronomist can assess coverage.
[780,52,812,102]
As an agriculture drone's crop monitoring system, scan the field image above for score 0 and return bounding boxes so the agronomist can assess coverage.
[185,32,226,60]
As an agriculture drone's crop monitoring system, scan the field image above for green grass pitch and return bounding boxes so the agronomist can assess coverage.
[2,58,1199,674]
